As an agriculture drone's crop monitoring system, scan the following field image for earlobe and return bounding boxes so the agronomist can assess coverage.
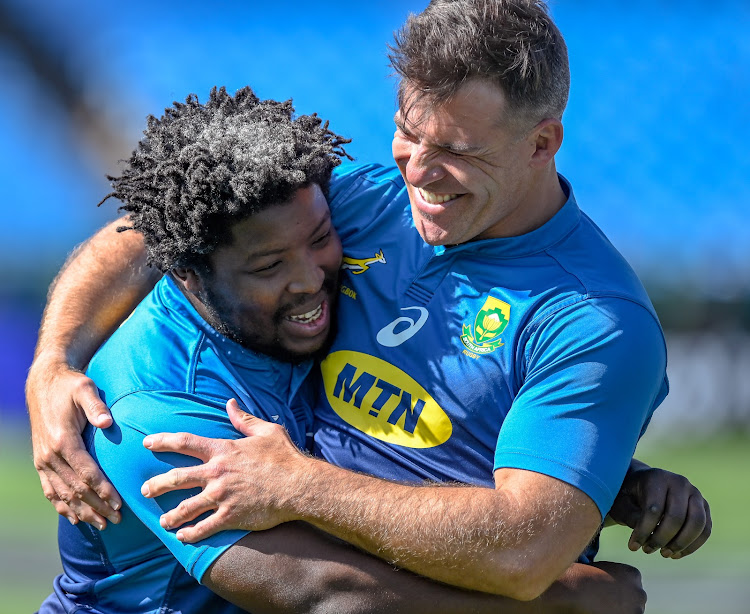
[530,119,563,167]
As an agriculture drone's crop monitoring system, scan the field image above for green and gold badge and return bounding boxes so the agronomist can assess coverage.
[461,296,510,355]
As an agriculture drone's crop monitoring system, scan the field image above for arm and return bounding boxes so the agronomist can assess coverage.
[25,216,158,527]
[206,525,646,614]
[145,403,600,601]
[101,393,644,614]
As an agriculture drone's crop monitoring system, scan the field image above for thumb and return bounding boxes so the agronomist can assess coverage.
[226,398,261,435]
[76,377,112,428]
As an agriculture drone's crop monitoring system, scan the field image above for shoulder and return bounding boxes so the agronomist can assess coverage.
[327,163,410,243]
[328,163,406,213]
[87,278,210,402]
[545,208,656,312]
[329,162,405,201]
[520,296,668,412]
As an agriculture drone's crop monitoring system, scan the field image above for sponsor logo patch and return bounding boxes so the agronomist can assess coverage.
[321,351,452,448]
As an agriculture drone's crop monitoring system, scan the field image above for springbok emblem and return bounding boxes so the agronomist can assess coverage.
[341,249,386,274]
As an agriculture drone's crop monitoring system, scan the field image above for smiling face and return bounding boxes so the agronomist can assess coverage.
[186,184,342,363]
[392,79,561,246]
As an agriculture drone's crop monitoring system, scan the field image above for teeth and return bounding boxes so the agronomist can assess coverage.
[418,188,458,204]
[288,303,323,323]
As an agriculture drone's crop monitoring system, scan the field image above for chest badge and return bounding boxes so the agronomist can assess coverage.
[341,249,386,275]
[461,296,510,356]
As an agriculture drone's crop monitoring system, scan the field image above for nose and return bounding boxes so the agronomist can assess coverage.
[287,255,325,295]
[405,143,446,188]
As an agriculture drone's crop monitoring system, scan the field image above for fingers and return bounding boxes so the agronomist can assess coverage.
[143,432,215,461]
[74,376,113,429]
[666,499,712,559]
[39,472,79,526]
[63,446,122,519]
[159,492,216,531]
[226,398,260,435]
[649,494,704,556]
[141,465,207,498]
[36,435,122,527]
[42,463,111,529]
[175,512,228,543]
[628,497,664,552]
[628,478,712,559]
[639,488,691,554]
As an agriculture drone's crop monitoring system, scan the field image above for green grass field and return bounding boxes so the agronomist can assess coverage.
[1,419,748,614]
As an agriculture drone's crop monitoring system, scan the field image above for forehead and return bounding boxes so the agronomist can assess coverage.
[222,184,330,258]
[398,79,510,141]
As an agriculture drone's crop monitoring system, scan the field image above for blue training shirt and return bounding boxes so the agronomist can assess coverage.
[316,163,669,519]
[40,275,314,614]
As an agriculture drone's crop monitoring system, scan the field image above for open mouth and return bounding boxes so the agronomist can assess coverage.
[283,299,330,338]
[287,303,323,324]
[418,187,459,205]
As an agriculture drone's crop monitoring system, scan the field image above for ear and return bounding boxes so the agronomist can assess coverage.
[529,118,563,168]
[171,267,204,296]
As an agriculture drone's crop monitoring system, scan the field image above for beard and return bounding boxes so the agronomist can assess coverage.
[200,273,340,364]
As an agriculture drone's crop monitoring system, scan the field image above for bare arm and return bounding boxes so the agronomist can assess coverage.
[205,522,646,614]
[144,403,601,600]
[26,216,158,527]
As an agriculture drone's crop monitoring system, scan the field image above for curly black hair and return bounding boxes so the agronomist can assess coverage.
[99,86,351,272]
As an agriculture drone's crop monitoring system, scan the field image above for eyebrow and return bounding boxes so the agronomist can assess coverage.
[244,210,332,261]
[394,114,482,155]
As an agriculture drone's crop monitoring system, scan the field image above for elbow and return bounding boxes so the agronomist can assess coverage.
[502,577,552,602]
[476,552,559,601]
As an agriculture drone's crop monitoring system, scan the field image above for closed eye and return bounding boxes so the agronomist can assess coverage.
[251,261,281,274]
[313,230,331,246]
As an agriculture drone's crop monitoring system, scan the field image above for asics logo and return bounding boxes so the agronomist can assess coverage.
[376,307,429,347]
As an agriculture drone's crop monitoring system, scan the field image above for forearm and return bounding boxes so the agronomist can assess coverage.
[278,459,599,599]
[205,522,582,614]
[32,215,159,370]
[25,217,159,525]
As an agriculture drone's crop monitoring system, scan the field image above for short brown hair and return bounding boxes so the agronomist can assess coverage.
[389,0,570,126]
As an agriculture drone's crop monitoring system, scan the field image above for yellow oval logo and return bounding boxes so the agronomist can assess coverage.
[321,351,452,448]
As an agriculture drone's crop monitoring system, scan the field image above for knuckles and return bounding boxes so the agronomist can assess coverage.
[168,469,183,487]
[70,481,92,500]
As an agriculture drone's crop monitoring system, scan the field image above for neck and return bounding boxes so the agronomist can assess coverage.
[532,163,567,227]
[493,163,567,239]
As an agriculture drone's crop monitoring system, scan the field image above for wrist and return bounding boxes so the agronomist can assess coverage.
[30,349,77,378]
[627,457,651,475]
[282,455,344,524]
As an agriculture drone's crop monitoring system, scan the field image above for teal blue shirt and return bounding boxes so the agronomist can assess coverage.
[41,276,314,613]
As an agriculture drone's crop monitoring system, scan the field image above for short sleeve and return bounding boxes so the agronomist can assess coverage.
[92,391,251,582]
[494,297,668,519]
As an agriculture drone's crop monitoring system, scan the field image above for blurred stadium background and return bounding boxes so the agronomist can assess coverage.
[1,0,748,612]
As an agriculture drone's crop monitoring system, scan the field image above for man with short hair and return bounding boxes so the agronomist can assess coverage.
[28,0,710,609]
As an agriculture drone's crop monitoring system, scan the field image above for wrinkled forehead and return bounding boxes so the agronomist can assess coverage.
[396,78,513,134]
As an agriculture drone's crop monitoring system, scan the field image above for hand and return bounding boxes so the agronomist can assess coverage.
[26,358,121,528]
[548,561,646,614]
[608,459,711,559]
[141,398,312,542]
